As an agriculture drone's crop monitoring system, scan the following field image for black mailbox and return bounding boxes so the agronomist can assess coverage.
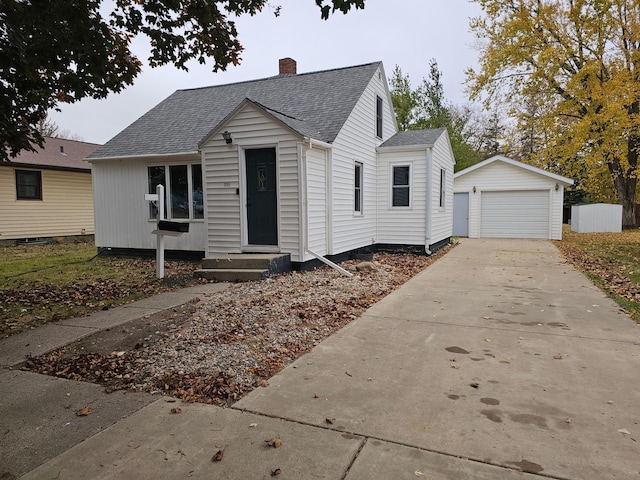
[158,220,189,233]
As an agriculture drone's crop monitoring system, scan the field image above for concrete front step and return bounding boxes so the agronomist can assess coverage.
[196,253,291,282]
[194,268,269,282]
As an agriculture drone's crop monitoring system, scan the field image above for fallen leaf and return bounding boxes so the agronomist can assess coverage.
[170,407,182,414]
[259,379,269,387]
[325,417,336,424]
[415,471,424,476]
[482,316,492,320]
[271,468,282,476]
[469,382,479,389]
[553,354,563,360]
[564,418,572,424]
[212,446,227,462]
[618,429,631,435]
[249,423,258,428]
[266,437,282,448]
[75,406,91,416]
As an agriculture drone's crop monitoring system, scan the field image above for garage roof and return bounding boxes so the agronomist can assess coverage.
[455,155,574,186]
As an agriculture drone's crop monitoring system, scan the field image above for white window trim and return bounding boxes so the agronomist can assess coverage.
[439,167,446,210]
[354,161,363,216]
[147,163,204,222]
[390,163,412,209]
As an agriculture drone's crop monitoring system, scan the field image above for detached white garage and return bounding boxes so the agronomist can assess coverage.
[453,156,573,240]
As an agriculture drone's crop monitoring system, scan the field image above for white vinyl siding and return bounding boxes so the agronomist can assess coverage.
[0,167,94,240]
[329,64,396,254]
[481,191,550,238]
[91,156,205,251]
[454,158,568,240]
[200,103,302,259]
[306,148,328,256]
[376,130,455,248]
[376,153,426,245]
[429,133,455,244]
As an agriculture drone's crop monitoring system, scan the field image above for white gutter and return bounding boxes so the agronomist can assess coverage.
[304,137,333,150]
[424,146,433,255]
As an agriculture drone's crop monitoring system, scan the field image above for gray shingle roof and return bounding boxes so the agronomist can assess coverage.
[90,62,382,159]
[379,128,447,148]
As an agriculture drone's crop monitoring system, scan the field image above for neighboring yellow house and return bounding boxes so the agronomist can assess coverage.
[0,137,99,242]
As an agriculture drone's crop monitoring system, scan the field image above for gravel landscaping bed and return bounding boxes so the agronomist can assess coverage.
[24,250,451,405]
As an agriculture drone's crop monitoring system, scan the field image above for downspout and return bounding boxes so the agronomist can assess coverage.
[424,146,433,255]
[298,142,307,263]
[302,137,350,276]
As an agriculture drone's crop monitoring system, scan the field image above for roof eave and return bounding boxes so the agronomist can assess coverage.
[455,155,574,186]
[87,151,199,162]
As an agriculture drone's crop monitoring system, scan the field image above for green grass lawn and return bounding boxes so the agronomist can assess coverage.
[556,227,640,323]
[0,240,202,338]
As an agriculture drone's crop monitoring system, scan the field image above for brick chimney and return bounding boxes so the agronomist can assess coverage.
[279,57,297,75]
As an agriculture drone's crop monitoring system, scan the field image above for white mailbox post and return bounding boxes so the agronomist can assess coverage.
[147,184,186,279]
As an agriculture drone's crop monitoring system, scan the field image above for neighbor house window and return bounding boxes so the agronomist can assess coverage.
[439,168,446,208]
[148,164,203,220]
[376,96,383,138]
[392,165,410,207]
[15,169,42,200]
[354,162,363,213]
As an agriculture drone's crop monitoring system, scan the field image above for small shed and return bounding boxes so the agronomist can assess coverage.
[571,204,622,233]
[453,156,574,240]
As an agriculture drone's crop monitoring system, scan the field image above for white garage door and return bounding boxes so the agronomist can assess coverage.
[481,190,550,239]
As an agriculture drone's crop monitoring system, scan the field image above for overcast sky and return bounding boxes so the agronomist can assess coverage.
[49,0,484,145]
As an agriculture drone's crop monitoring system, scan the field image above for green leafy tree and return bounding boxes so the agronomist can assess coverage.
[467,0,640,228]
[389,60,484,171]
[389,66,415,131]
[414,59,452,130]
[0,0,366,162]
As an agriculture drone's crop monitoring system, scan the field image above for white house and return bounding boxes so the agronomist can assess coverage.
[453,155,574,240]
[88,59,455,268]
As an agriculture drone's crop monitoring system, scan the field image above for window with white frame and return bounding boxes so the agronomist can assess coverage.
[376,95,383,138]
[439,168,446,208]
[392,165,410,207]
[148,164,203,220]
[354,161,363,213]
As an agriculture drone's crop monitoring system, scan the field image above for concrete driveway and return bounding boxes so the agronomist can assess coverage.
[237,239,640,479]
[17,239,640,479]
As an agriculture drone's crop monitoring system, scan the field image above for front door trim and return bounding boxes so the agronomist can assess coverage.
[240,145,280,251]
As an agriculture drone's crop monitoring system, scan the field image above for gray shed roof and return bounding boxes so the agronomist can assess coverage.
[90,62,382,159]
[378,128,447,148]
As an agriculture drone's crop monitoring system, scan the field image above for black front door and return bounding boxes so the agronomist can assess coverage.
[246,148,278,245]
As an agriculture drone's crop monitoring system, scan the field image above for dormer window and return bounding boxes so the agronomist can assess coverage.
[376,95,383,138]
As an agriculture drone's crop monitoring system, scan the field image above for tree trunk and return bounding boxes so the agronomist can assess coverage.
[609,161,638,229]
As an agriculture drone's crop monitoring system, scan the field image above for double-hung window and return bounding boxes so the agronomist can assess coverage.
[376,96,383,138]
[392,165,410,207]
[148,164,203,220]
[15,169,42,200]
[354,162,363,214]
[439,168,446,208]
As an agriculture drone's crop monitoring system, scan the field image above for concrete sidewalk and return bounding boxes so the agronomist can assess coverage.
[4,240,640,479]
[0,283,231,477]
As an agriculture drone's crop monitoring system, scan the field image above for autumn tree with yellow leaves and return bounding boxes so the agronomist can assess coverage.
[467,0,640,228]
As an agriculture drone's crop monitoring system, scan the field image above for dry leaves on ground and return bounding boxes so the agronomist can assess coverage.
[24,250,450,405]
